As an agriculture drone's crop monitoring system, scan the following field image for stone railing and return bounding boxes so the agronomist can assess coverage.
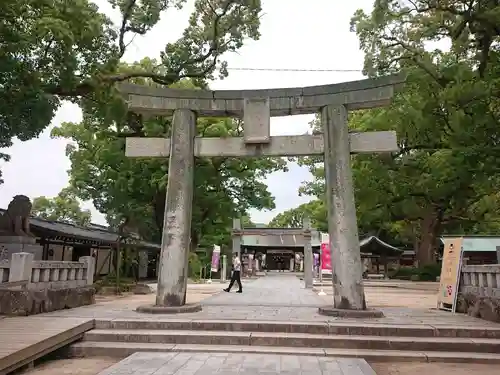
[457,264,500,322]
[460,264,500,297]
[0,252,95,291]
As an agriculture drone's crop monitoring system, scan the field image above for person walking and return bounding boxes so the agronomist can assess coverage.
[224,253,242,293]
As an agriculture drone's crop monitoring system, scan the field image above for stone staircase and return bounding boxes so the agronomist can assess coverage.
[68,319,500,363]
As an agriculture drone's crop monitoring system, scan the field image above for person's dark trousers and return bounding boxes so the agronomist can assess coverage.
[225,270,242,292]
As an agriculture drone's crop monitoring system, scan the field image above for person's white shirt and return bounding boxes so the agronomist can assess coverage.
[233,256,241,271]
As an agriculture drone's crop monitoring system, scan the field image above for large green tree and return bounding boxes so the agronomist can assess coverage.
[349,0,500,264]
[291,0,500,264]
[1,0,262,181]
[268,200,327,231]
[52,68,286,249]
[32,188,92,226]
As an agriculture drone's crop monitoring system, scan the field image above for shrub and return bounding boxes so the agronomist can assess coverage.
[417,263,442,281]
[389,263,442,281]
[389,267,414,280]
[188,252,202,280]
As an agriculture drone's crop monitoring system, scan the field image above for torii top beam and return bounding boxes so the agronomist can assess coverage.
[118,74,404,117]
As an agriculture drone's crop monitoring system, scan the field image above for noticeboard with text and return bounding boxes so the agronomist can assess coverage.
[437,237,464,312]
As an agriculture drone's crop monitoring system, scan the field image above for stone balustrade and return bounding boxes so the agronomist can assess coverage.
[0,252,95,291]
[460,264,500,298]
[457,264,500,322]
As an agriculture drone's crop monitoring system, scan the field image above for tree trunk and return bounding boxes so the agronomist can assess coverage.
[153,189,166,231]
[416,210,443,266]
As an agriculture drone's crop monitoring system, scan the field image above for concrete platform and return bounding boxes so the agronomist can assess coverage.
[0,316,93,374]
[23,275,498,367]
[42,277,497,325]
[96,352,377,375]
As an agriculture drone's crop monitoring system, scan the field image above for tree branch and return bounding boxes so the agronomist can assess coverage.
[44,0,240,97]
[118,0,138,58]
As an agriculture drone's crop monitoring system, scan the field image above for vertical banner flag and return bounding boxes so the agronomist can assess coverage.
[211,245,221,272]
[320,232,332,274]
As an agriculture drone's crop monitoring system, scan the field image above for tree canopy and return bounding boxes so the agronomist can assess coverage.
[3,0,281,249]
[32,188,92,226]
[275,0,500,264]
[268,200,326,231]
[52,67,286,248]
[1,0,262,180]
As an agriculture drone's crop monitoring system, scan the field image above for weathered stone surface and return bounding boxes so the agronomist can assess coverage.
[0,195,35,238]
[0,238,43,261]
[94,352,377,375]
[125,132,398,158]
[133,283,154,295]
[322,104,366,310]
[318,306,384,318]
[156,109,195,307]
[118,74,404,116]
[136,303,202,314]
[0,286,95,316]
[456,292,500,323]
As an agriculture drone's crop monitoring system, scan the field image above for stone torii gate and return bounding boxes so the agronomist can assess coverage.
[120,75,403,314]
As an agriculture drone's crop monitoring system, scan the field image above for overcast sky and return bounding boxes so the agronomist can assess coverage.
[0,0,371,225]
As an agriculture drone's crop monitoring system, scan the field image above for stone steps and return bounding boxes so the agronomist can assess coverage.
[81,329,500,353]
[69,341,500,364]
[94,319,500,338]
[72,319,500,364]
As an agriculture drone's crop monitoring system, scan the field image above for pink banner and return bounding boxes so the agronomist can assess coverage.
[320,233,332,274]
[211,245,221,272]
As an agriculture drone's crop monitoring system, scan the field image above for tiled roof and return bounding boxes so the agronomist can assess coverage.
[241,229,402,254]
[0,209,160,250]
[441,235,500,252]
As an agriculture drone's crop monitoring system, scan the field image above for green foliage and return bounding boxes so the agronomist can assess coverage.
[32,187,92,226]
[94,275,136,293]
[188,252,202,280]
[241,215,256,228]
[268,200,327,231]
[389,267,414,280]
[417,263,442,282]
[294,1,500,265]
[1,0,274,249]
[1,0,263,182]
[52,67,286,247]
[0,0,116,149]
[390,264,442,282]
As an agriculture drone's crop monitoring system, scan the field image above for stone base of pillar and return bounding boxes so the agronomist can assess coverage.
[136,303,202,314]
[317,306,384,318]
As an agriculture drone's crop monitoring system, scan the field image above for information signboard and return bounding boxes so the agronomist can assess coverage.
[437,237,464,312]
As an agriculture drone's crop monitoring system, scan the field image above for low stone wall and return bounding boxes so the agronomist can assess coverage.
[0,252,96,316]
[456,264,500,323]
[0,252,95,290]
[0,286,95,316]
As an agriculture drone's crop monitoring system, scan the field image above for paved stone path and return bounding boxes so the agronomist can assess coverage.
[39,275,500,326]
[97,352,376,375]
[204,274,324,307]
